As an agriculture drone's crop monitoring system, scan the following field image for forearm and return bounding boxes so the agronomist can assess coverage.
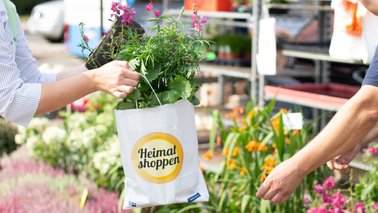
[360,0,378,15]
[293,85,378,175]
[36,70,96,114]
[56,64,88,80]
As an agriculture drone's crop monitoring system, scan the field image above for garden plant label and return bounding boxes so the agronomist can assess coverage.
[115,100,209,209]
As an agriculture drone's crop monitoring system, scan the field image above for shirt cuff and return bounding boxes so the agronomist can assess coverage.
[4,83,41,127]
[40,72,57,83]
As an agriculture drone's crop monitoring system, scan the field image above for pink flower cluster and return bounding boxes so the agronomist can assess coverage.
[111,2,136,25]
[306,176,374,213]
[191,9,207,32]
[365,147,377,156]
[145,2,161,17]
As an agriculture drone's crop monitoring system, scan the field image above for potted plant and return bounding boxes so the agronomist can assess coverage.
[80,1,210,209]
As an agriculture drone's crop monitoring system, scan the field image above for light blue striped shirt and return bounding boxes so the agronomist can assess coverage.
[0,0,57,126]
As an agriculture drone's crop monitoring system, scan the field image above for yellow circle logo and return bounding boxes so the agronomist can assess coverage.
[131,132,183,184]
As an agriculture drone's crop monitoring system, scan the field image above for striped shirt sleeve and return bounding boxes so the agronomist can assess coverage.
[0,10,43,126]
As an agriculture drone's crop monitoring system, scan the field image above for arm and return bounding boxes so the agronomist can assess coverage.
[360,0,378,15]
[256,85,378,204]
[36,61,139,115]
[327,121,378,172]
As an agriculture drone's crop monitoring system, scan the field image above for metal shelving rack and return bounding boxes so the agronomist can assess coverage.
[163,0,263,105]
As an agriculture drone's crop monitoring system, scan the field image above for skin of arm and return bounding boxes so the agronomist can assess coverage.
[359,0,378,15]
[56,64,88,80]
[327,121,378,172]
[256,85,378,204]
[35,60,139,115]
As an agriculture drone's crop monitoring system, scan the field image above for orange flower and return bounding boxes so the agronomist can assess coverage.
[216,135,222,146]
[232,147,240,157]
[202,150,213,161]
[279,108,288,114]
[240,167,247,176]
[259,144,268,152]
[225,112,236,120]
[285,138,291,145]
[236,117,246,124]
[223,147,229,156]
[260,173,267,182]
[246,140,260,152]
[292,130,300,135]
[233,107,244,115]
[272,116,280,132]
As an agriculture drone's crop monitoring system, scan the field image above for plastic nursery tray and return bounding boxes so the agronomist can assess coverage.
[264,83,360,111]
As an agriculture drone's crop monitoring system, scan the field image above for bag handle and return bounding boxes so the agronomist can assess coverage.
[140,74,162,106]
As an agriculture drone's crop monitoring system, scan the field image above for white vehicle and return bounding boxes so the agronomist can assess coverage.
[27,0,64,42]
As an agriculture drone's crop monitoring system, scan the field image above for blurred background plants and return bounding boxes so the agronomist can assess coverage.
[0,118,18,157]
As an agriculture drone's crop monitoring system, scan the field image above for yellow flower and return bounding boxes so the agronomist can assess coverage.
[279,108,288,114]
[227,159,238,170]
[272,143,277,149]
[232,147,240,157]
[272,116,280,132]
[247,111,254,120]
[238,125,248,132]
[246,140,260,152]
[240,167,247,176]
[223,147,229,156]
[202,150,213,161]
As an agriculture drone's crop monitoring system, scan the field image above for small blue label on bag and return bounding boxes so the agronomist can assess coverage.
[188,193,201,202]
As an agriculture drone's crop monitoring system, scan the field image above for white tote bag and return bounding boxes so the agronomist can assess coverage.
[115,99,209,209]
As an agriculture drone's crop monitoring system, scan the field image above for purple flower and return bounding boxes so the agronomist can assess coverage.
[355,202,365,213]
[146,2,154,11]
[200,16,207,24]
[154,10,161,17]
[332,192,345,209]
[323,176,335,190]
[313,184,324,195]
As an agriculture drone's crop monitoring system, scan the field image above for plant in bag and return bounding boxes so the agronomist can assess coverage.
[80,1,210,209]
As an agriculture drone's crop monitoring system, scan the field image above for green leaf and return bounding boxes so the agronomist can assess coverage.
[115,101,135,110]
[128,58,140,71]
[126,89,143,101]
[145,68,160,82]
[159,90,181,104]
[169,76,193,99]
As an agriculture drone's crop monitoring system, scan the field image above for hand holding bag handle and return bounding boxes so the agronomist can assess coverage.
[85,16,145,70]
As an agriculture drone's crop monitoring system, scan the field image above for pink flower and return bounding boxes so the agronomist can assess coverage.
[83,35,89,43]
[332,192,345,209]
[303,195,312,204]
[313,184,324,195]
[355,202,365,213]
[111,2,119,13]
[329,208,344,213]
[371,202,378,211]
[323,176,335,190]
[154,10,161,17]
[200,16,207,24]
[192,14,197,22]
[366,147,377,155]
[146,2,154,11]
[307,207,328,213]
[322,193,333,204]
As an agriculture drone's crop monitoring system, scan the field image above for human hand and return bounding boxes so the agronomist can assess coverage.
[91,60,139,98]
[85,16,144,70]
[326,143,361,173]
[256,158,305,204]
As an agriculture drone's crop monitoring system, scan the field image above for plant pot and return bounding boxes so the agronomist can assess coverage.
[184,0,232,11]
